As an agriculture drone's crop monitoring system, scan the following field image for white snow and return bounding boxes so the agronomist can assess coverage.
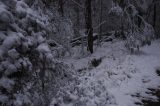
[0,77,15,91]
[8,49,20,59]
[2,33,20,50]
[37,43,50,53]
[0,32,6,42]
[0,3,14,24]
[16,1,28,17]
[0,94,8,103]
[50,39,160,106]
[109,5,123,16]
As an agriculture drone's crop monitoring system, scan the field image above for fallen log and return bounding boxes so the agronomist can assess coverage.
[70,32,113,47]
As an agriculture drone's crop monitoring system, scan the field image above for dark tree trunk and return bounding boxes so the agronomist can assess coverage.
[85,0,93,53]
[119,0,125,37]
[76,6,80,30]
[98,0,103,45]
[58,0,64,17]
[153,0,157,29]
[74,1,80,37]
[138,12,142,27]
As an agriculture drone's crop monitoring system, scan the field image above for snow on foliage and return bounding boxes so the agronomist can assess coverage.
[0,0,72,106]
[109,1,155,53]
[125,14,154,52]
[109,4,123,16]
[0,77,15,91]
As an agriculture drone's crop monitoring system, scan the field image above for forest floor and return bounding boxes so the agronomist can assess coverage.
[50,39,160,106]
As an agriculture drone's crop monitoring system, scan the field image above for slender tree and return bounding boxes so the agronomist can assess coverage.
[98,0,103,46]
[74,0,80,37]
[85,0,93,53]
[153,0,157,29]
[58,0,64,16]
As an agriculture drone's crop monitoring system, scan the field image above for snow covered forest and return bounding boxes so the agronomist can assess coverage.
[0,0,160,106]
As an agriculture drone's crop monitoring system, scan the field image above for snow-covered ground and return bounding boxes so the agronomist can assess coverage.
[50,39,160,106]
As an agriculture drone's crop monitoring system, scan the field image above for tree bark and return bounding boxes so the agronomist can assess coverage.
[74,1,80,37]
[85,0,93,53]
[58,0,64,17]
[138,12,142,27]
[153,0,157,29]
[98,0,103,46]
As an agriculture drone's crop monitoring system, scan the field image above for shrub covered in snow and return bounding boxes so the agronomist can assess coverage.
[109,5,123,17]
[109,2,155,53]
[0,0,72,106]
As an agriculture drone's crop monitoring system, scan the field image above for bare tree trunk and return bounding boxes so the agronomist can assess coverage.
[85,0,93,53]
[74,1,80,37]
[153,0,157,29]
[119,0,125,37]
[98,0,103,46]
[58,0,64,17]
[138,12,142,27]
[76,6,80,32]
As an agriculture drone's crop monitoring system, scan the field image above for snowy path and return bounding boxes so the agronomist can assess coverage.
[50,40,160,106]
